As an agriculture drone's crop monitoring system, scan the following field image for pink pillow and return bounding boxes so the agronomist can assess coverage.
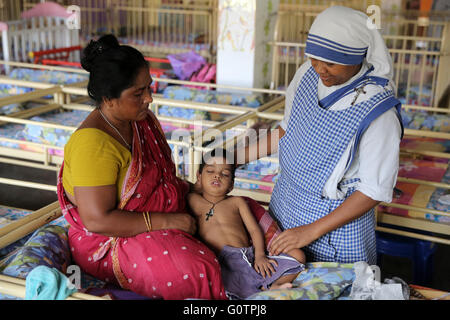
[21,2,73,19]
[242,196,282,249]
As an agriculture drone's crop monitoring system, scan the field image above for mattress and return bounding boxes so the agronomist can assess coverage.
[159,85,266,121]
[0,109,90,156]
[379,157,450,224]
[0,68,89,116]
[398,85,433,107]
[400,109,449,132]
[234,153,280,193]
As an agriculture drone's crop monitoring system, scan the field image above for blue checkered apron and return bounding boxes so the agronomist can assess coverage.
[270,66,401,264]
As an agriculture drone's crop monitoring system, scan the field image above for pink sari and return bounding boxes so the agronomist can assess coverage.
[57,111,226,300]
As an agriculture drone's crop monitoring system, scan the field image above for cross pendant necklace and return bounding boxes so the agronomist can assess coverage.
[202,196,227,221]
[351,85,367,105]
[205,208,214,221]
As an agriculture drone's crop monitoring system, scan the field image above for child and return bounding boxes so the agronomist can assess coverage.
[188,149,306,299]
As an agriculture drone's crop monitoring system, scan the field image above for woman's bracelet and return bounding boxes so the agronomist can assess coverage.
[142,211,152,232]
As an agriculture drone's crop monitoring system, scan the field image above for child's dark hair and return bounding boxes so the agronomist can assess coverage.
[199,148,236,180]
[81,34,149,105]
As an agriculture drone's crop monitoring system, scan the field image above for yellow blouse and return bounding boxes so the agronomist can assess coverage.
[62,128,131,201]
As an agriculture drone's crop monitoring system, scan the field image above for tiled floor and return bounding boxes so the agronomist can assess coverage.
[1,162,449,292]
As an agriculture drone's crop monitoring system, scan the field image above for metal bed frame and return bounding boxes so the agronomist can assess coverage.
[20,0,218,62]
[269,5,450,109]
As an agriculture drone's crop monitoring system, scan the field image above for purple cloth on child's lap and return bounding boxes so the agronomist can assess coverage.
[218,245,305,299]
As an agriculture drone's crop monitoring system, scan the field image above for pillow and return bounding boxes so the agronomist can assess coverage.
[247,262,355,300]
[243,196,281,249]
[0,225,71,279]
[241,202,356,301]
[9,68,88,86]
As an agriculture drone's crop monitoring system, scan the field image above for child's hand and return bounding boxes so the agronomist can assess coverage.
[254,254,278,278]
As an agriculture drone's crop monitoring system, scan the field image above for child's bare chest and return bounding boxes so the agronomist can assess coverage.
[196,200,249,238]
[197,199,239,224]
[197,200,250,250]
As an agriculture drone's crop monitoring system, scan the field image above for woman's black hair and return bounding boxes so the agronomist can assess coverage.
[199,148,236,180]
[81,34,149,105]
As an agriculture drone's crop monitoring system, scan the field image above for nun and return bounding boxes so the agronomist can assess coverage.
[241,6,404,265]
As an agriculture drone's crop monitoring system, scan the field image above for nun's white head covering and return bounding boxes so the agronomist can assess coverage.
[305,6,394,86]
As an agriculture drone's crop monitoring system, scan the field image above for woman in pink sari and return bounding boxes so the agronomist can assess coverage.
[57,34,226,299]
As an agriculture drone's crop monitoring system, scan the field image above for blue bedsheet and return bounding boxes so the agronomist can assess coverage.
[400,109,449,132]
[159,86,266,120]
[0,68,88,115]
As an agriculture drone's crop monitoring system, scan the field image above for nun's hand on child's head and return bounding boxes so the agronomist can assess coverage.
[269,224,318,256]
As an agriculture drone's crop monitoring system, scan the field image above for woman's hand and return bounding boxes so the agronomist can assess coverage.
[268,224,318,256]
[153,212,197,235]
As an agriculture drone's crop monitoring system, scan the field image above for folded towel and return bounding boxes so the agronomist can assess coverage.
[25,265,77,300]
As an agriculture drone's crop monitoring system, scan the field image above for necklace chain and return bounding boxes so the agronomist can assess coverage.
[98,108,131,150]
[202,196,227,221]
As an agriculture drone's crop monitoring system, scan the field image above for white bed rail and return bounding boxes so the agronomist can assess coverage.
[22,0,218,62]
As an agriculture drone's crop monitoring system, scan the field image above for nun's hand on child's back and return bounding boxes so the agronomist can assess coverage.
[269,224,319,256]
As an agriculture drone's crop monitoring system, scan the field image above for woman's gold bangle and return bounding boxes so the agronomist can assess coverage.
[146,211,152,231]
[143,211,152,232]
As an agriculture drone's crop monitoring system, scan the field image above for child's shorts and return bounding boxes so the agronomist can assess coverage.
[218,245,305,299]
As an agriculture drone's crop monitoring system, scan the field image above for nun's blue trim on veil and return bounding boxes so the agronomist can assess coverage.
[306,34,368,65]
[304,6,396,92]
